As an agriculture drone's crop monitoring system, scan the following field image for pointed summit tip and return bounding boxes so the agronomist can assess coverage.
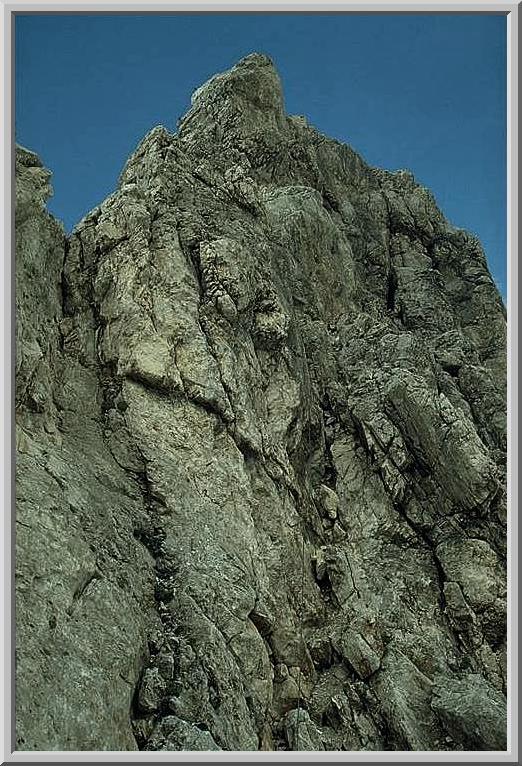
[234,52,277,70]
[179,51,286,143]
[188,51,284,114]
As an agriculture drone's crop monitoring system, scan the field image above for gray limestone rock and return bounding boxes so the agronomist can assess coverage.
[144,715,221,751]
[16,53,506,752]
[431,674,507,750]
[285,709,325,751]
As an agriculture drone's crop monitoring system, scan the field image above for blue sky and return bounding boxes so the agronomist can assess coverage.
[15,13,507,297]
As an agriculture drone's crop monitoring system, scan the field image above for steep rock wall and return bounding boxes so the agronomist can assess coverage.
[15,54,507,752]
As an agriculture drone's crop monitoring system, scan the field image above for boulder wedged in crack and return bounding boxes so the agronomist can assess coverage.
[16,53,507,751]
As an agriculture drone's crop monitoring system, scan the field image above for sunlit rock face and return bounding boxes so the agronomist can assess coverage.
[15,53,507,752]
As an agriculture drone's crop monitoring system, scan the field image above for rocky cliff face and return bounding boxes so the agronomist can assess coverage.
[15,54,507,752]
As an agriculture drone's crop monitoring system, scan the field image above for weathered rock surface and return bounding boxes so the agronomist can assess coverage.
[16,53,507,751]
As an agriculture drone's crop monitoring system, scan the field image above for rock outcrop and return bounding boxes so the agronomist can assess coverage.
[15,53,507,752]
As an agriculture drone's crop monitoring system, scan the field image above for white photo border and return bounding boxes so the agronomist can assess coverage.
[1,2,518,763]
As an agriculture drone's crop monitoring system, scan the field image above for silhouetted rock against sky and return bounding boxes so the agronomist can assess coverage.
[15,54,507,752]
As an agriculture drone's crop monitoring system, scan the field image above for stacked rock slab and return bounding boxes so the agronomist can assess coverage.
[15,54,507,751]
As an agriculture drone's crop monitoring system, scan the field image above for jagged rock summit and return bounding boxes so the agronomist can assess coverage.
[16,53,507,752]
